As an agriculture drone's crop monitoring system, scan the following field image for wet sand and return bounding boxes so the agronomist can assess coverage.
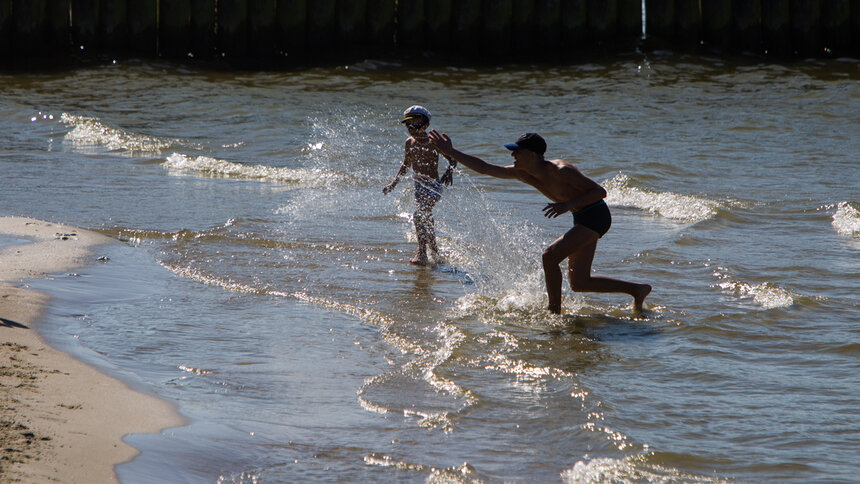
[0,217,183,483]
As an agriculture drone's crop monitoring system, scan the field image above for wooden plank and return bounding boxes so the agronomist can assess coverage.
[14,0,47,56]
[821,0,850,54]
[397,0,424,49]
[426,0,452,51]
[160,0,191,58]
[452,0,481,55]
[276,0,306,59]
[617,0,643,39]
[45,0,71,51]
[366,0,395,47]
[100,0,126,51]
[647,0,675,39]
[762,0,791,55]
[511,0,537,54]
[562,0,586,47]
[306,0,336,52]
[791,0,821,56]
[482,0,512,54]
[337,0,366,46]
[127,0,157,54]
[190,0,217,59]
[219,0,249,58]
[71,0,99,50]
[589,0,617,41]
[702,0,731,50]
[534,0,562,50]
[675,0,701,42]
[249,0,276,57]
[733,0,761,53]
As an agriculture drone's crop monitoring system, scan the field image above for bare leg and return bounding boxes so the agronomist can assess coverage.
[412,209,429,265]
[543,226,651,313]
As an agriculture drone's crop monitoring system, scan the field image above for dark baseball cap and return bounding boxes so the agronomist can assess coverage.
[504,133,546,155]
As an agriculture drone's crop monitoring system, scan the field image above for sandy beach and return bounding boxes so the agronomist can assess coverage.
[0,217,183,484]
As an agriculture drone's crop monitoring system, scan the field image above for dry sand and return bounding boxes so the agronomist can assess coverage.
[0,217,184,483]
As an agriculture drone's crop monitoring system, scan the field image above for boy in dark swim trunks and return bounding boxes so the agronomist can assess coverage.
[428,130,651,313]
[383,106,456,265]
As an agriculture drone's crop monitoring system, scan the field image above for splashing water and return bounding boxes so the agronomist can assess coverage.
[831,201,860,237]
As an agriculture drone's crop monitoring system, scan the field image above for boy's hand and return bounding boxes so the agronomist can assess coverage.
[542,202,572,218]
[439,167,454,186]
[382,183,395,195]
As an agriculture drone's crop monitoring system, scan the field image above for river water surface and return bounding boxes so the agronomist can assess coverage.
[2,54,859,483]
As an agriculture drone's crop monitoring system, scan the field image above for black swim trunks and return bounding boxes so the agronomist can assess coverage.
[573,200,611,238]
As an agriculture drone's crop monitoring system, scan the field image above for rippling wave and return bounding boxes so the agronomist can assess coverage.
[712,266,797,309]
[162,153,345,186]
[603,173,722,222]
[61,113,186,154]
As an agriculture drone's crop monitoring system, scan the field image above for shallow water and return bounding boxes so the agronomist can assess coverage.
[2,54,859,483]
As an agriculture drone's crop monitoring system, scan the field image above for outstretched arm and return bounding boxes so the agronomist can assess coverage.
[383,140,414,194]
[428,130,518,180]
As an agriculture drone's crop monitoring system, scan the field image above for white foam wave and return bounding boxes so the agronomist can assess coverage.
[603,173,720,222]
[713,267,795,309]
[562,455,729,484]
[61,113,181,154]
[163,152,344,186]
[832,201,860,237]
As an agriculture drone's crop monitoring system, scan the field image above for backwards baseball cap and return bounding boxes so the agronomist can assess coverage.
[401,105,431,123]
[504,133,546,155]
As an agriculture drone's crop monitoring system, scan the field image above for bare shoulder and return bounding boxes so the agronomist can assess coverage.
[548,159,601,188]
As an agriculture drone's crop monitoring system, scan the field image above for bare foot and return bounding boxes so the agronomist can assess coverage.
[547,304,561,314]
[633,284,652,313]
[410,253,428,266]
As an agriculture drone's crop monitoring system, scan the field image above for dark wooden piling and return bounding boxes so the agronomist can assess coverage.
[99,0,126,51]
[452,0,481,56]
[561,0,587,47]
[248,0,276,58]
[306,0,336,53]
[276,0,306,60]
[397,0,425,49]
[127,0,157,55]
[534,0,562,51]
[702,0,731,50]
[366,0,395,48]
[0,0,10,59]
[617,0,643,41]
[482,0,512,55]
[46,0,71,52]
[160,0,191,58]
[589,0,618,43]
[14,0,47,57]
[853,0,860,54]
[219,0,249,58]
[733,0,761,53]
[647,0,675,40]
[426,0,452,51]
[189,0,216,59]
[71,0,99,51]
[674,0,701,43]
[762,0,791,55]
[791,0,821,56]
[821,0,850,55]
[336,0,367,47]
[511,0,537,54]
